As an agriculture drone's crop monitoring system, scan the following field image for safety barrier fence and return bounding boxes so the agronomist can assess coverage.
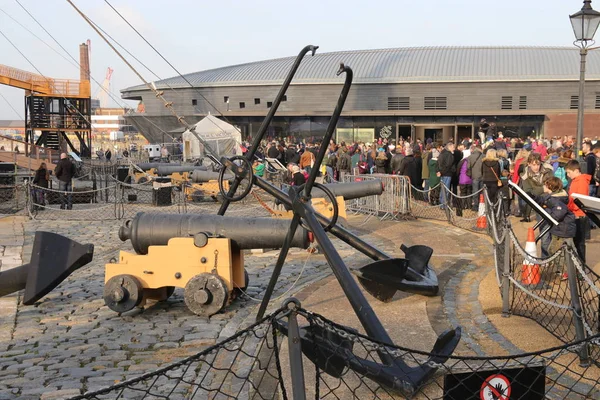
[0,184,28,215]
[342,174,600,365]
[341,174,485,232]
[0,179,270,221]
[483,190,600,368]
[67,301,600,399]
[3,170,600,397]
[341,174,411,220]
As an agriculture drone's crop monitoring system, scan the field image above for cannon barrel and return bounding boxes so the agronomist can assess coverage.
[156,165,207,176]
[119,213,310,254]
[190,170,233,183]
[310,180,383,201]
[135,162,181,172]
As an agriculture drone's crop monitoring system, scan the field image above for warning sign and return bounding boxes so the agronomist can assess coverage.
[480,374,510,400]
[443,365,545,400]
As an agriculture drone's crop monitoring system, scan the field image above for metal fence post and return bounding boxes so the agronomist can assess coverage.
[283,298,306,400]
[501,222,511,317]
[443,184,451,222]
[565,252,590,367]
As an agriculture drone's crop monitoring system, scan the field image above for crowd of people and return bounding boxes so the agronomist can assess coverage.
[245,132,600,266]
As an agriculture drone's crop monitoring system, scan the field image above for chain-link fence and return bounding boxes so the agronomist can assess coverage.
[66,302,600,400]
[0,184,28,216]
[340,174,600,367]
[69,307,289,400]
[479,186,600,368]
[0,165,282,221]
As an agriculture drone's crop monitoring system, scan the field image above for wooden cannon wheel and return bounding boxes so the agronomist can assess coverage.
[184,273,229,317]
[103,274,144,313]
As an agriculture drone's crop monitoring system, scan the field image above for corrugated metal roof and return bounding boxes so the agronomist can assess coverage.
[123,46,600,91]
[0,120,24,128]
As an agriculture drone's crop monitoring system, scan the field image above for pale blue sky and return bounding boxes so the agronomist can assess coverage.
[0,0,591,119]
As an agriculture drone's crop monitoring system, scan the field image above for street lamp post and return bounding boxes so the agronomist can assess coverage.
[570,0,600,157]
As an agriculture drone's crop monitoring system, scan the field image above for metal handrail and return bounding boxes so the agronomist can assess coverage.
[0,134,58,166]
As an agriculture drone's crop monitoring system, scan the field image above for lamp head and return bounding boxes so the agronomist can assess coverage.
[570,0,600,44]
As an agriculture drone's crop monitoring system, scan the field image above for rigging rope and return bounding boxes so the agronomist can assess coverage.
[11,0,173,140]
[103,0,232,126]
[66,0,225,163]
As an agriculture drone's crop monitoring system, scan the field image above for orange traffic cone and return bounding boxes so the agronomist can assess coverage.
[476,194,487,229]
[522,227,541,285]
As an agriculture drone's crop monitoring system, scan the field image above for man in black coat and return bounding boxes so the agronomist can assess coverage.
[390,146,404,174]
[451,143,464,196]
[267,141,280,159]
[436,142,456,207]
[285,144,298,165]
[398,146,422,190]
[54,153,76,210]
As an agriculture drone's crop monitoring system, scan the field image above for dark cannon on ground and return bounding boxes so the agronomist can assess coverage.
[104,213,311,316]
[274,179,384,221]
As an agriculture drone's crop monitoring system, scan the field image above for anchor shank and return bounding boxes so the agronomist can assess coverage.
[256,213,302,320]
[300,205,394,365]
[218,45,317,216]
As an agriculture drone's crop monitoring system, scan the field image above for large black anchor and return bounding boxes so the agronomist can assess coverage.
[214,45,439,301]
[215,58,460,394]
[0,231,94,304]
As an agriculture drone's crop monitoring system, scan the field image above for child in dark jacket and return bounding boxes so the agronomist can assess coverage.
[533,177,576,281]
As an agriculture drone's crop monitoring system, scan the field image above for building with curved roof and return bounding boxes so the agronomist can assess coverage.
[121,46,600,145]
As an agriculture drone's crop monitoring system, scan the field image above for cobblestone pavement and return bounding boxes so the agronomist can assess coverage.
[0,202,365,399]
[3,203,589,398]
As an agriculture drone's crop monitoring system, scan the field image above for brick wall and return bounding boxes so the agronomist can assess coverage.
[544,113,600,139]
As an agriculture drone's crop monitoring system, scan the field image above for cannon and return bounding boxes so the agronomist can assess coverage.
[0,232,94,304]
[135,162,181,172]
[179,170,234,202]
[273,180,384,221]
[104,213,311,316]
[190,170,233,183]
[155,166,209,188]
[155,165,207,176]
[127,168,156,184]
[126,163,184,184]
[309,180,383,200]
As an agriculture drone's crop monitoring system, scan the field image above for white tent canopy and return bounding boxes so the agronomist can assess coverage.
[182,114,243,161]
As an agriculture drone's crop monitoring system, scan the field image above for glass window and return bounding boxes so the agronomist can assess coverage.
[336,128,354,144]
[355,128,375,144]
[335,128,374,144]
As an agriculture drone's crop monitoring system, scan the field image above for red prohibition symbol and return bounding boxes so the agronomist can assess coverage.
[480,373,511,400]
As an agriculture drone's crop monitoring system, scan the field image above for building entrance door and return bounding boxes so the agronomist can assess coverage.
[396,124,413,142]
[424,128,443,143]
